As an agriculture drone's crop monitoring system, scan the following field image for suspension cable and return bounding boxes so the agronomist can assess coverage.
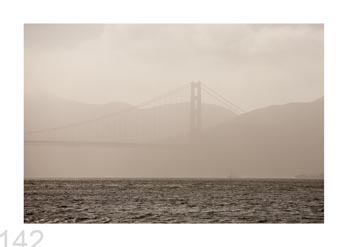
[202,88,241,115]
[25,83,189,135]
[202,83,245,114]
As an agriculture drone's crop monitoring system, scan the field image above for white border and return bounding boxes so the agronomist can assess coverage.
[1,0,349,247]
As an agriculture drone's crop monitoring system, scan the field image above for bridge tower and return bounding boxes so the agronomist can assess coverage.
[190,81,202,141]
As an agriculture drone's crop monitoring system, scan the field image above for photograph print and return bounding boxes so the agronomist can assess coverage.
[24,24,324,223]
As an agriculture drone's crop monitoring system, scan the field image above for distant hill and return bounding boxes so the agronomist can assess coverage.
[198,97,324,178]
[25,93,134,132]
[111,98,324,178]
[24,96,323,178]
[25,94,237,142]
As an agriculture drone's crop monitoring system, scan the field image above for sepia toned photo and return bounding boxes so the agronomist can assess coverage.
[24,24,324,223]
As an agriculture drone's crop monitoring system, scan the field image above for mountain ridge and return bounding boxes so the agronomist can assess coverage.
[24,96,324,178]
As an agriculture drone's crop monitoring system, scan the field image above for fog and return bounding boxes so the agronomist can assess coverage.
[25,24,323,110]
[24,24,324,178]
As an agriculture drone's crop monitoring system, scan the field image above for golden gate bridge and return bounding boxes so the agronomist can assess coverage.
[24,82,245,148]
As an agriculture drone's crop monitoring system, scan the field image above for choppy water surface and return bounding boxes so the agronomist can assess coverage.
[24,179,323,223]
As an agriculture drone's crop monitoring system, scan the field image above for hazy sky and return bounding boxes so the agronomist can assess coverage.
[24,24,323,110]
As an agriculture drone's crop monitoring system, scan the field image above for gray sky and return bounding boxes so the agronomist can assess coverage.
[24,24,323,110]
